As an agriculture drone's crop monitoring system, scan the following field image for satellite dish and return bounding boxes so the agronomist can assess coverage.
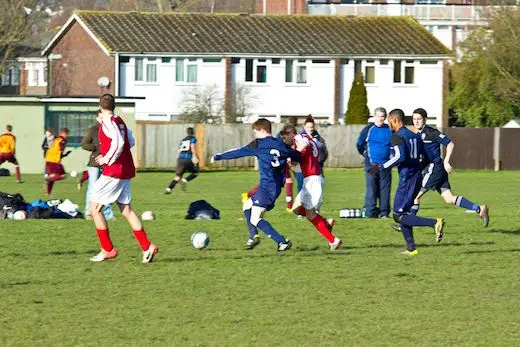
[97,76,110,88]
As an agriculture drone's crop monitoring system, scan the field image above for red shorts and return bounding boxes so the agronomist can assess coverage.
[0,153,18,165]
[46,162,65,175]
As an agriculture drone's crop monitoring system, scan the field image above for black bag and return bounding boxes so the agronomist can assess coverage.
[185,200,220,220]
[0,168,10,176]
[28,206,54,219]
[0,192,26,211]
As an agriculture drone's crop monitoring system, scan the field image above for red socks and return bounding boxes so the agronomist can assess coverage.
[80,170,89,184]
[247,186,259,198]
[133,229,151,251]
[15,166,21,181]
[96,229,114,251]
[311,215,335,243]
[285,182,293,209]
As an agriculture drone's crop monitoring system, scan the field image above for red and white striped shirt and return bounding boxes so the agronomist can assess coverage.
[98,115,135,179]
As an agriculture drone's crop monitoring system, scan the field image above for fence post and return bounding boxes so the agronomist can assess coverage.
[493,127,500,171]
[195,123,206,168]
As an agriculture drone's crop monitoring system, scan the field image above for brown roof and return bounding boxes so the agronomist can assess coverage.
[69,11,451,57]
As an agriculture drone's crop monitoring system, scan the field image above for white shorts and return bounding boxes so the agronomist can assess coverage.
[295,175,323,210]
[91,175,131,206]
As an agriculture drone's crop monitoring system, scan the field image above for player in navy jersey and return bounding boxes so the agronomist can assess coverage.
[369,109,445,256]
[212,119,300,252]
[411,108,489,226]
[165,127,199,193]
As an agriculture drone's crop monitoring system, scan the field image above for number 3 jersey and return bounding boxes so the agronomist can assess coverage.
[294,134,321,178]
[178,135,197,160]
[382,126,426,179]
[214,136,301,198]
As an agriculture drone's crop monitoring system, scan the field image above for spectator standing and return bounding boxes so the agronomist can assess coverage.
[356,107,392,218]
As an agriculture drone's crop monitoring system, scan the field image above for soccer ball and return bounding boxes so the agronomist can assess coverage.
[70,170,78,178]
[141,211,155,221]
[191,231,209,249]
[13,210,27,220]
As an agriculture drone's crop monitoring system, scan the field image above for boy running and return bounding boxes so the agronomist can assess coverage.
[89,94,158,263]
[291,132,342,250]
[0,125,23,183]
[44,128,70,195]
[212,119,300,252]
[165,127,199,193]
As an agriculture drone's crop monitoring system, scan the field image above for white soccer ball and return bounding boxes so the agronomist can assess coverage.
[70,170,78,178]
[191,231,209,249]
[13,210,27,220]
[141,211,155,221]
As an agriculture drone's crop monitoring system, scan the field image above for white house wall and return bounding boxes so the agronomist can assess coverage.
[120,57,444,127]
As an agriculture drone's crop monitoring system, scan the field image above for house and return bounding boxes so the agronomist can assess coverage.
[503,119,520,128]
[0,46,48,96]
[42,11,451,126]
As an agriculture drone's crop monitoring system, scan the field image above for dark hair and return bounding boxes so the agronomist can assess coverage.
[304,114,315,125]
[389,109,405,123]
[187,127,195,136]
[280,124,296,136]
[46,127,54,133]
[100,93,115,111]
[413,108,428,119]
[60,127,69,134]
[6,125,12,132]
[252,118,272,133]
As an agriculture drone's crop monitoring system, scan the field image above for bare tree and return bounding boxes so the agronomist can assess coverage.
[0,0,42,74]
[180,84,224,124]
[232,83,257,123]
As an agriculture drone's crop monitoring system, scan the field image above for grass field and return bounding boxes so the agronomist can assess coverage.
[1,170,519,346]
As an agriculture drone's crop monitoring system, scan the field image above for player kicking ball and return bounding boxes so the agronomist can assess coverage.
[291,132,342,250]
[89,94,158,263]
[211,119,300,252]
[369,109,445,256]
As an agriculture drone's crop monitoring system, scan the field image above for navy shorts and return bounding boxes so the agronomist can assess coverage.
[393,172,422,214]
[421,163,451,193]
[252,187,280,212]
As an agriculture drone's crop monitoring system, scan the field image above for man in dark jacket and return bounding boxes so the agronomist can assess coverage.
[80,111,115,220]
[356,107,392,218]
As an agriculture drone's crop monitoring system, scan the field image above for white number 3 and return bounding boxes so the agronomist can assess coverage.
[270,149,281,167]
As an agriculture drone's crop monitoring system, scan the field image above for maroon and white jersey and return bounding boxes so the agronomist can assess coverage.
[98,115,135,179]
[295,134,321,178]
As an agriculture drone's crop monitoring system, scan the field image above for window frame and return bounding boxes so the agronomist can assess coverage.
[393,60,416,85]
[285,59,309,85]
[175,58,199,84]
[245,58,268,84]
[134,57,159,83]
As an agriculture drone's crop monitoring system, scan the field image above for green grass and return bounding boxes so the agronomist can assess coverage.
[1,170,519,346]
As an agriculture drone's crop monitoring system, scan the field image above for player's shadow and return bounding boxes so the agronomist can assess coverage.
[460,248,520,255]
[39,249,100,257]
[490,229,520,235]
[347,241,495,250]
[0,280,36,289]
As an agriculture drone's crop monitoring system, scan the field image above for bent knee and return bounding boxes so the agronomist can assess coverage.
[250,215,262,227]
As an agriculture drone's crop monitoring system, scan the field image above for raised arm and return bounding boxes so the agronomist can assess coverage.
[213,141,257,161]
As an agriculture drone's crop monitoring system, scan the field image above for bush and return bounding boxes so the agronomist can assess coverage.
[345,73,369,124]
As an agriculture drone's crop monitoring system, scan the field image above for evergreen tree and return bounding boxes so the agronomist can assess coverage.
[345,73,369,125]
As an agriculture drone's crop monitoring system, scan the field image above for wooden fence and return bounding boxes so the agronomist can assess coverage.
[135,122,520,170]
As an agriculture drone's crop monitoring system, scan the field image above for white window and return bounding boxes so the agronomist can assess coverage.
[135,57,157,83]
[26,62,47,87]
[285,59,308,84]
[364,60,376,84]
[176,58,198,83]
[245,59,267,84]
[393,60,415,85]
[9,67,19,86]
[1,73,9,86]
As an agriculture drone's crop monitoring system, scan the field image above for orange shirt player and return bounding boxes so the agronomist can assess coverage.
[44,128,71,195]
[0,124,23,183]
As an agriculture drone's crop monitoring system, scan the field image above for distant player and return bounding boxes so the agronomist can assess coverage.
[41,127,54,178]
[212,119,300,252]
[44,128,70,195]
[89,94,158,263]
[369,109,445,256]
[0,125,23,183]
[412,108,489,226]
[165,127,199,193]
[291,132,342,250]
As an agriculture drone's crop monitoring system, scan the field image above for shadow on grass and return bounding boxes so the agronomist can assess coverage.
[347,241,495,250]
[0,280,36,289]
[460,248,520,255]
[490,229,520,235]
[38,249,100,257]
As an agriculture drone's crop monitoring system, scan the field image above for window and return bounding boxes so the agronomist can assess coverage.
[272,58,281,64]
[43,66,48,85]
[393,60,402,83]
[135,58,144,81]
[120,56,130,63]
[146,58,157,82]
[340,58,349,65]
[176,59,184,81]
[285,59,293,82]
[1,73,9,86]
[245,59,254,82]
[365,66,375,84]
[26,62,46,87]
[379,59,389,65]
[162,57,171,63]
[45,111,97,147]
[245,59,267,83]
[231,57,241,64]
[312,59,330,64]
[202,58,221,63]
[285,59,307,84]
[176,58,198,83]
[9,67,19,86]
[420,60,438,65]
[354,60,362,75]
[394,60,415,84]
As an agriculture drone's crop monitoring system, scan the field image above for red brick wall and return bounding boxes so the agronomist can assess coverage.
[50,20,114,96]
[255,0,307,14]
